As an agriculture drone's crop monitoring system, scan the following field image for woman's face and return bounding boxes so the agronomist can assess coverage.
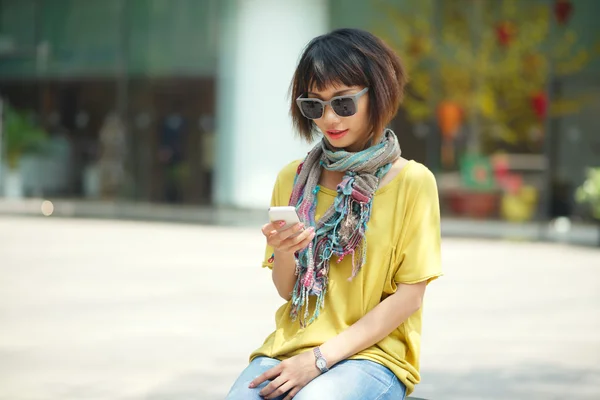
[307,84,370,152]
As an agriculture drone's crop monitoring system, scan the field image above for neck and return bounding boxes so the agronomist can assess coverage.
[343,130,378,153]
[344,142,366,153]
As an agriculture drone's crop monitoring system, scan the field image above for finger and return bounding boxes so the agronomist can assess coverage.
[260,375,287,398]
[264,224,289,249]
[249,364,281,388]
[288,228,316,253]
[277,222,305,241]
[266,380,295,399]
[262,221,284,236]
[267,232,283,248]
[283,386,302,400]
[266,224,287,248]
[287,226,314,246]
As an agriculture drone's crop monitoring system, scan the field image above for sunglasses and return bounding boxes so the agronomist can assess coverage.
[296,87,369,120]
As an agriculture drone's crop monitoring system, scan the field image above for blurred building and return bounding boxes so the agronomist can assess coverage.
[0,0,599,226]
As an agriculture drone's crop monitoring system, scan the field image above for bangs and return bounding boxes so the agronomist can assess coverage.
[296,38,369,93]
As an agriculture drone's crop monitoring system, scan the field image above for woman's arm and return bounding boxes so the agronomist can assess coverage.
[271,250,297,301]
[320,280,427,366]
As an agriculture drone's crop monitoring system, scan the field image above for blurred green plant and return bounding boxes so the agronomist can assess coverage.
[3,104,49,169]
[576,168,600,220]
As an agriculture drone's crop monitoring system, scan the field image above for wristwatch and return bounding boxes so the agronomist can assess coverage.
[313,347,329,373]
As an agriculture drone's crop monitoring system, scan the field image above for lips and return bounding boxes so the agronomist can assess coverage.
[326,129,349,140]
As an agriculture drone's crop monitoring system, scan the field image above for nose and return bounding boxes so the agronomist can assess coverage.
[320,104,340,124]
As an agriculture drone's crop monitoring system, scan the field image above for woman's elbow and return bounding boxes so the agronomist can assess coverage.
[272,275,293,301]
[278,290,292,301]
[275,282,292,301]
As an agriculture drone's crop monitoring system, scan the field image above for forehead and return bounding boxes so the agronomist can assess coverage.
[308,83,360,96]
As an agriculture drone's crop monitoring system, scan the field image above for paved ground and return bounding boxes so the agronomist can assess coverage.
[0,216,599,400]
[1,198,599,246]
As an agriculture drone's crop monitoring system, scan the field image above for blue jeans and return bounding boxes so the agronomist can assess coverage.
[226,356,406,400]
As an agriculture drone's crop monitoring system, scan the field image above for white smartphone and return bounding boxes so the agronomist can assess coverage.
[268,206,301,231]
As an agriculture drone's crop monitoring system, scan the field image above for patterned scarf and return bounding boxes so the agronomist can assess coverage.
[288,129,401,326]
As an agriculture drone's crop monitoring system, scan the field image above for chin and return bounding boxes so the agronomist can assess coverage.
[325,136,360,151]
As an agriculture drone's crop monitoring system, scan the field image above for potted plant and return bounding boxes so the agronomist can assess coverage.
[1,103,49,198]
[575,167,600,246]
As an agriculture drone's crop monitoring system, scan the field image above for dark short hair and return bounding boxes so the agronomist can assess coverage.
[290,28,407,143]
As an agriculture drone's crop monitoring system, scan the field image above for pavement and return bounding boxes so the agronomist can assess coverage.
[0,198,599,247]
[1,216,599,400]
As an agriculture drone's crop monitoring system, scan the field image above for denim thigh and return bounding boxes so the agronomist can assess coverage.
[226,357,405,400]
[294,359,406,400]
[226,357,285,400]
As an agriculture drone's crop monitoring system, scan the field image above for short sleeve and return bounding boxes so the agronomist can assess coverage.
[394,168,442,284]
[261,175,280,270]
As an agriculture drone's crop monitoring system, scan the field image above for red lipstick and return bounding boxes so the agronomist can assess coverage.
[326,129,349,140]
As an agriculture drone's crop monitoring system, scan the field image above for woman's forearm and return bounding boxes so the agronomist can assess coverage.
[320,281,427,367]
[271,250,297,300]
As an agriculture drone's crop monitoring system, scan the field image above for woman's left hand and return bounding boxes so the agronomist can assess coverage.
[249,350,322,399]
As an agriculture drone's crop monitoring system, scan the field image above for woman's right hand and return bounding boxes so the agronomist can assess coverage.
[262,221,316,254]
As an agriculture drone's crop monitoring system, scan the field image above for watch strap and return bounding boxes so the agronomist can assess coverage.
[313,346,329,373]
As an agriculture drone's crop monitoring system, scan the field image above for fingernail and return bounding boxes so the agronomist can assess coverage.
[248,382,255,388]
[278,221,286,227]
[308,227,315,231]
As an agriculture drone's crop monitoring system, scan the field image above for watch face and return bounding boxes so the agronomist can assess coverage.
[316,358,327,369]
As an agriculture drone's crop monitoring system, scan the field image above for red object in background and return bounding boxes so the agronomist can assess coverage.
[554,0,573,25]
[491,155,524,195]
[492,155,510,183]
[436,101,462,140]
[503,174,524,195]
[447,191,499,219]
[495,21,516,47]
[530,92,548,121]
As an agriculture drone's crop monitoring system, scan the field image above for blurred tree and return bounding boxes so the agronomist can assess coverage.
[374,0,599,164]
[3,104,49,169]
[576,167,600,220]
[576,167,600,245]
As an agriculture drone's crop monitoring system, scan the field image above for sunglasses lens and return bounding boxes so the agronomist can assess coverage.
[331,97,357,117]
[299,101,323,119]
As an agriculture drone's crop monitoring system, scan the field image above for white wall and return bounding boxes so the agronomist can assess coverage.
[214,0,328,208]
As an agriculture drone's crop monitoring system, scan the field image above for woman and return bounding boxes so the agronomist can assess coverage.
[226,28,442,400]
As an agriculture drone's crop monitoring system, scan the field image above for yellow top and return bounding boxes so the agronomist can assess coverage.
[250,159,442,395]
